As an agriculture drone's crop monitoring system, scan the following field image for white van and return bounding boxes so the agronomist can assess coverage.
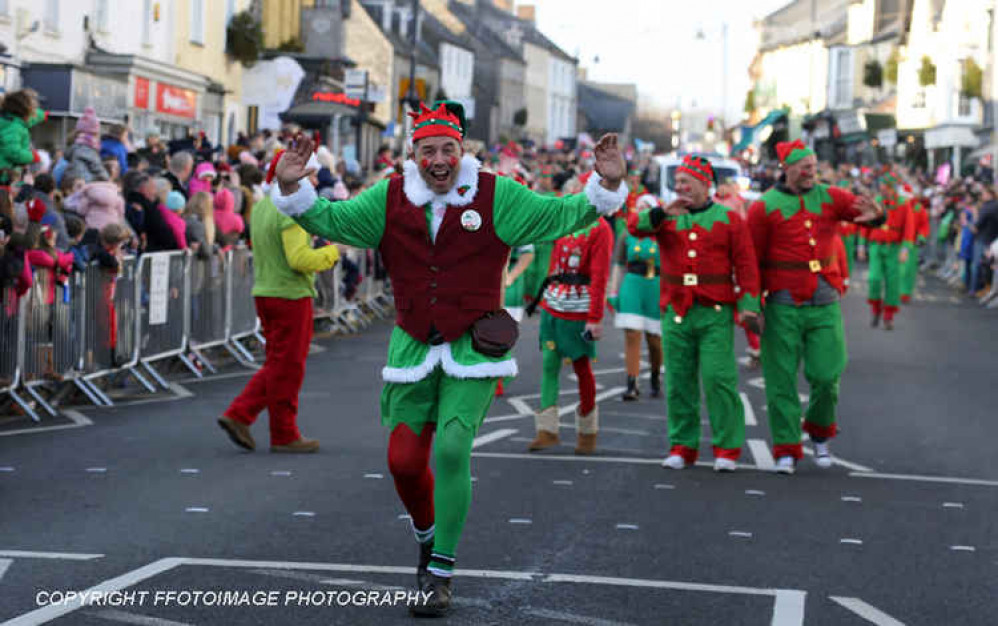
[655,154,757,205]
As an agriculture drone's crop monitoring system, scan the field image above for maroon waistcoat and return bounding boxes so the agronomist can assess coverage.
[380,172,508,343]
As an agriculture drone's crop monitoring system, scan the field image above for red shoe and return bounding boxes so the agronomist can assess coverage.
[495,379,505,397]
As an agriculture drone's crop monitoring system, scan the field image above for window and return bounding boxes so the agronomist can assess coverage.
[959,93,972,117]
[0,0,9,16]
[833,48,853,108]
[913,89,926,109]
[142,0,152,45]
[225,0,236,25]
[95,0,109,31]
[190,0,205,45]
[43,0,59,32]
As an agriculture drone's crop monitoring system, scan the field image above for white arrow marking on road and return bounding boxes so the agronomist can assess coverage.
[0,558,12,583]
[88,609,195,626]
[506,397,534,415]
[472,428,518,449]
[830,596,905,626]
[747,439,775,471]
[740,392,757,426]
[558,387,627,416]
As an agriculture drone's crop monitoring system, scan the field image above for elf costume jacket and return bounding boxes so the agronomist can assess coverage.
[539,220,613,324]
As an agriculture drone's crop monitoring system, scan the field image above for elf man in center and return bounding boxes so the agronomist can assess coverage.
[629,155,762,472]
[747,141,883,475]
[270,102,627,616]
[857,172,915,330]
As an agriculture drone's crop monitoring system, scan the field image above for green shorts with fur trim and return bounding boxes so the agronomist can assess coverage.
[380,367,498,434]
[539,310,597,362]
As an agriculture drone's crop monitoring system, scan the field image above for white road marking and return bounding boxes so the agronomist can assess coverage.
[739,392,757,426]
[849,472,998,488]
[747,439,775,471]
[829,596,905,626]
[728,531,753,538]
[85,467,108,473]
[557,387,628,416]
[250,568,406,592]
[0,558,12,583]
[506,397,534,415]
[482,413,531,424]
[270,470,292,477]
[0,467,14,472]
[841,496,863,503]
[474,452,661,466]
[0,550,103,560]
[840,538,864,545]
[557,422,650,436]
[654,484,675,490]
[185,507,209,513]
[472,428,518,449]
[506,386,604,403]
[167,383,193,399]
[745,490,766,496]
[293,511,315,517]
[616,524,639,530]
[802,447,873,472]
[942,502,965,509]
[950,545,976,552]
[553,480,574,486]
[747,377,765,390]
[3,556,809,626]
[0,409,94,438]
[178,370,254,383]
[509,518,533,524]
[88,609,194,626]
[397,514,411,520]
[363,473,384,479]
[179,469,200,474]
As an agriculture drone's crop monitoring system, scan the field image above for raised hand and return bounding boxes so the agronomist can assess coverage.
[663,198,691,217]
[593,134,626,189]
[853,193,883,223]
[275,134,318,194]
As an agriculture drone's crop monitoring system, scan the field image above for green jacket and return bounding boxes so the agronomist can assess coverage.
[0,109,44,171]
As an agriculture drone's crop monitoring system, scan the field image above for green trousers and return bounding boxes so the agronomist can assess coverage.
[867,242,901,307]
[761,302,846,459]
[900,242,918,299]
[842,234,857,276]
[381,368,497,562]
[662,304,744,461]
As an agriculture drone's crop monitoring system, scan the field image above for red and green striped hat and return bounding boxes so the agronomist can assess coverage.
[408,102,464,143]
[776,139,815,166]
[676,154,715,185]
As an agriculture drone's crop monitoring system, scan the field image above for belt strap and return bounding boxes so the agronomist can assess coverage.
[661,273,729,286]
[763,257,833,271]
[626,261,660,276]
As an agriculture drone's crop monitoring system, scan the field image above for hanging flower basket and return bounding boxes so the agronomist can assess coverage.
[226,11,263,67]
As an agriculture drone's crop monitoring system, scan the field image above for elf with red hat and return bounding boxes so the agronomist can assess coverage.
[747,140,884,475]
[900,184,930,303]
[857,172,915,329]
[628,154,761,471]
[269,101,628,616]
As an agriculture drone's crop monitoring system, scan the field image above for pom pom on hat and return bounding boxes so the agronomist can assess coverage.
[75,107,100,136]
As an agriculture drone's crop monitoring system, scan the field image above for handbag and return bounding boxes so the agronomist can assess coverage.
[470,309,520,358]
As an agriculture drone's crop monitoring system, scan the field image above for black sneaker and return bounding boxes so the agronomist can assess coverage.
[649,374,662,398]
[410,573,452,617]
[416,541,433,591]
[621,376,639,401]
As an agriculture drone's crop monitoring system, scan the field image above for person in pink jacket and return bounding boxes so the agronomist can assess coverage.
[25,225,74,305]
[213,187,244,246]
[63,181,125,233]
[188,162,216,197]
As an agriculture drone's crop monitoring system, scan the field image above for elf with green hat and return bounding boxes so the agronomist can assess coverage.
[747,140,884,475]
[857,172,915,329]
[269,100,628,616]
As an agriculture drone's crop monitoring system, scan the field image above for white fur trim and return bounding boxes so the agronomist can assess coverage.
[505,306,525,322]
[271,178,318,217]
[535,406,560,432]
[381,342,516,383]
[613,312,662,335]
[402,154,481,241]
[576,404,599,434]
[585,172,629,215]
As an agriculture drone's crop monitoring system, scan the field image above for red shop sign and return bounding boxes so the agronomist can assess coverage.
[311,91,360,107]
[156,83,197,119]
[134,77,150,109]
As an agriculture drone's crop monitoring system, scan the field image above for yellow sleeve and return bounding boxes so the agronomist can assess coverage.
[281,225,340,273]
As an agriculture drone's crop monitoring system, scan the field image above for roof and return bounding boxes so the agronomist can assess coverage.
[470,0,576,62]
[448,1,525,62]
[358,3,440,68]
[577,83,635,132]
[420,8,475,52]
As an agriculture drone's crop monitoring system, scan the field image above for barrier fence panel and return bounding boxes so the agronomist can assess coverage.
[188,252,229,372]
[226,246,259,363]
[137,251,193,388]
[20,268,71,416]
[0,287,38,421]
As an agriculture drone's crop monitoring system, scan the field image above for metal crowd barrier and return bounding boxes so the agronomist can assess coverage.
[0,242,395,421]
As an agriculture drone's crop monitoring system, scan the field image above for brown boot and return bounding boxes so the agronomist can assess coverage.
[528,406,560,451]
[574,405,599,455]
[270,437,320,453]
[217,416,255,451]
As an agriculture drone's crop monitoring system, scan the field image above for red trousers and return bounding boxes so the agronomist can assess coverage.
[225,296,313,445]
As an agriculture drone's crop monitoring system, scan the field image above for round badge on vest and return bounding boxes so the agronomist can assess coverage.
[461,209,482,232]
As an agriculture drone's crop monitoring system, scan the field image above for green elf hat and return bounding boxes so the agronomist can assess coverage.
[776,139,815,166]
[430,100,468,138]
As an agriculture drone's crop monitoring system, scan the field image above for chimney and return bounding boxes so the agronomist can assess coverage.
[516,5,535,23]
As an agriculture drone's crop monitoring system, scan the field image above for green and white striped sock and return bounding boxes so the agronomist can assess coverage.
[427,552,455,578]
[412,521,435,545]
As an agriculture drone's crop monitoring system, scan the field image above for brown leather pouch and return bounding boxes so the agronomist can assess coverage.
[470,309,520,357]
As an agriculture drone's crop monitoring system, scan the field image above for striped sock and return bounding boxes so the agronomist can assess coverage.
[427,551,455,578]
[412,521,435,545]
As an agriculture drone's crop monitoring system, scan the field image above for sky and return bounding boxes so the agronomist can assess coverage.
[527,0,792,125]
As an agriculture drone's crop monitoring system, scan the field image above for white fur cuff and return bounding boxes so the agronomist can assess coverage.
[585,173,629,215]
[271,178,319,217]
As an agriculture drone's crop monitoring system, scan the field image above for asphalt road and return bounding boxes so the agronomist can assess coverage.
[0,271,996,626]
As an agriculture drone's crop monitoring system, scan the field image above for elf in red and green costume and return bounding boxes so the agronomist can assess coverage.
[630,155,762,472]
[526,208,614,455]
[900,184,930,304]
[857,173,914,329]
[747,141,883,475]
[269,102,628,616]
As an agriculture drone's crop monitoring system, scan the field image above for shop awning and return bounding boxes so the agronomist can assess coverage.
[280,100,359,125]
[731,108,788,154]
[864,113,895,133]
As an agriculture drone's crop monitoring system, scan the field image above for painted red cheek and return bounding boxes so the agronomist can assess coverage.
[420,158,430,170]
[447,156,458,168]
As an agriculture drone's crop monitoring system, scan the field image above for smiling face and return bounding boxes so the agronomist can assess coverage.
[675,171,710,207]
[785,154,818,192]
[415,136,463,194]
